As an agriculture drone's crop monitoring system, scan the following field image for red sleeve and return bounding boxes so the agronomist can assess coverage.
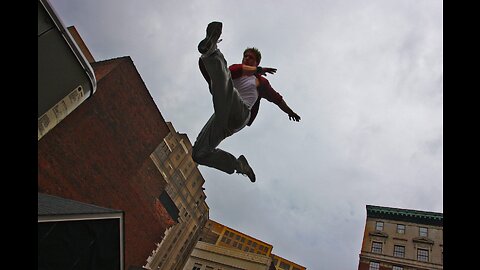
[228,64,244,79]
[257,75,283,104]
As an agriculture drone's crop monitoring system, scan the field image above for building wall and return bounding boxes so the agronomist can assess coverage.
[38,56,174,268]
[201,219,273,257]
[183,241,271,270]
[271,254,306,270]
[145,123,209,270]
[358,208,443,270]
[358,261,390,270]
[189,220,306,270]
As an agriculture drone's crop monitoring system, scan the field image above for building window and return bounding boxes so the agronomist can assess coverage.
[153,143,169,162]
[279,262,291,270]
[397,224,405,234]
[392,266,403,270]
[369,262,380,270]
[394,245,405,258]
[419,227,428,237]
[163,137,173,152]
[179,139,189,154]
[417,248,429,262]
[371,241,382,253]
[375,221,384,231]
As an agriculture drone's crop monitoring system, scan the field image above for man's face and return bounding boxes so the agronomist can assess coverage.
[242,51,258,67]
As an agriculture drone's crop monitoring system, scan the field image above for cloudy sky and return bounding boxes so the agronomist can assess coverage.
[48,0,443,269]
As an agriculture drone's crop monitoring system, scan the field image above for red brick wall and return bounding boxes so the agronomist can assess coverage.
[358,262,368,270]
[38,57,173,268]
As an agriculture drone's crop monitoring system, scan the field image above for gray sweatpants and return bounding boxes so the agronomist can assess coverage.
[192,49,251,174]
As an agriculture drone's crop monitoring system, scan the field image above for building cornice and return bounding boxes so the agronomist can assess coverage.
[366,205,443,226]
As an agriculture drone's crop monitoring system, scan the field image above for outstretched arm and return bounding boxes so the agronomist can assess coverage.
[242,65,277,76]
[256,73,300,122]
[278,100,301,122]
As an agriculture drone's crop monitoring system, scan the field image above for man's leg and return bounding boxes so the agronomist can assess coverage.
[192,114,237,174]
[192,22,253,180]
[200,50,237,128]
[198,53,250,130]
[193,52,250,173]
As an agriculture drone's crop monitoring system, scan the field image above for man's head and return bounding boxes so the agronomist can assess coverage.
[243,47,261,66]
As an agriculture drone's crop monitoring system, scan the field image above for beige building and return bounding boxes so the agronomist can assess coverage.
[185,241,272,270]
[183,219,306,270]
[271,254,306,270]
[184,219,273,270]
[358,205,443,270]
[144,122,210,270]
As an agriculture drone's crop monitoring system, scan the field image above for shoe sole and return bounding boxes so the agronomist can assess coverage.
[239,155,256,182]
[198,22,222,54]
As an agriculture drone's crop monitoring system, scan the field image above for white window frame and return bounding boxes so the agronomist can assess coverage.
[375,221,384,231]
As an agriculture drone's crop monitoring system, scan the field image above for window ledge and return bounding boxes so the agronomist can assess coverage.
[369,231,389,238]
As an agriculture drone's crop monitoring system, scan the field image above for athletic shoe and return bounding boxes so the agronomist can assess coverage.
[236,155,256,182]
[198,21,223,55]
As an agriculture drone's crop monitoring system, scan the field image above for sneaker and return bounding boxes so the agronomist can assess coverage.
[198,21,223,55]
[236,155,256,182]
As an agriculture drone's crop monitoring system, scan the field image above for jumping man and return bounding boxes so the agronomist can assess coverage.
[192,21,301,183]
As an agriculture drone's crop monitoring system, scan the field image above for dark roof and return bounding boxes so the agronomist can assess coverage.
[38,193,122,217]
[366,205,443,226]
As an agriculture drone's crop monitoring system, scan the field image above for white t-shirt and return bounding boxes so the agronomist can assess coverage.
[231,75,258,133]
[233,76,258,109]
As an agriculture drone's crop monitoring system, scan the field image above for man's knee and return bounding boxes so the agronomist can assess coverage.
[192,145,207,164]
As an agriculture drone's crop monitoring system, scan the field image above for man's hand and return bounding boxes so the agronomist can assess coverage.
[288,111,301,122]
[278,100,301,122]
[257,67,277,76]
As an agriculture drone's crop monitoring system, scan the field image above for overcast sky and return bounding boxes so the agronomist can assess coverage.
[48,0,443,269]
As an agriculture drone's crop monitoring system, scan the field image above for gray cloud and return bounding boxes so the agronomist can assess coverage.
[49,0,442,269]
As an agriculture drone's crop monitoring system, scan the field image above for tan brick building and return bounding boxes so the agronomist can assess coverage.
[183,219,306,270]
[144,122,209,270]
[358,205,443,270]
[271,254,306,270]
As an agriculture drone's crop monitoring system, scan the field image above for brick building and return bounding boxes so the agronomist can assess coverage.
[358,205,443,270]
[38,26,178,268]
